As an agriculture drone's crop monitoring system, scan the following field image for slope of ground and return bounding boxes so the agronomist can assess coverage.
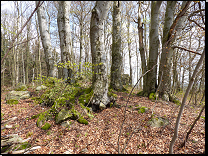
[1,90,205,154]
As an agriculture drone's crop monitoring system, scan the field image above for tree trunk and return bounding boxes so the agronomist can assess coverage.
[145,1,162,95]
[90,1,111,107]
[169,48,205,154]
[127,16,132,86]
[110,1,124,91]
[36,1,55,78]
[159,1,191,100]
[138,1,147,92]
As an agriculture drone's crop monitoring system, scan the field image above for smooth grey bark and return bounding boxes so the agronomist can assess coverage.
[145,1,162,95]
[169,48,205,154]
[57,1,72,81]
[90,1,111,106]
[159,1,191,100]
[36,1,56,77]
[110,1,124,91]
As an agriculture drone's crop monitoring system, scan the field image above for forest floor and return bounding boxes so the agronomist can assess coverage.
[1,88,205,154]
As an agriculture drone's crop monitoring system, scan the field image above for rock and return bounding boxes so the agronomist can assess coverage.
[81,148,88,153]
[55,109,73,124]
[61,121,71,128]
[14,83,27,91]
[6,91,30,100]
[99,102,106,110]
[148,117,169,128]
[162,93,169,101]
[64,149,73,154]
[36,85,47,91]
[41,122,51,130]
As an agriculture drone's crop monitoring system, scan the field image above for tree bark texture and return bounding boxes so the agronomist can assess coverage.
[169,48,205,154]
[145,1,162,95]
[36,1,55,77]
[90,1,111,106]
[110,1,124,91]
[138,1,147,91]
[57,1,72,81]
[159,1,190,100]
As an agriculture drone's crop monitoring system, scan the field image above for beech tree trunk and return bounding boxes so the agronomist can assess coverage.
[90,1,111,107]
[159,1,191,100]
[36,1,56,77]
[110,1,124,91]
[145,1,162,95]
[57,1,72,82]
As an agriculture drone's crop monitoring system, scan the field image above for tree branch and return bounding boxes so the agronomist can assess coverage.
[172,46,202,55]
[1,1,42,65]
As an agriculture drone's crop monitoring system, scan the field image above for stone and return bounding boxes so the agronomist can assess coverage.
[36,85,47,91]
[55,109,73,124]
[61,121,71,128]
[6,91,30,100]
[81,148,88,153]
[99,102,106,110]
[14,83,27,91]
[64,149,73,154]
[162,93,169,101]
[148,117,169,128]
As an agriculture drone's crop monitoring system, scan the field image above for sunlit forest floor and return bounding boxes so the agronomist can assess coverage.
[1,86,205,154]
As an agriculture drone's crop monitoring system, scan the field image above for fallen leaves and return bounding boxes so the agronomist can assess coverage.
[1,91,205,154]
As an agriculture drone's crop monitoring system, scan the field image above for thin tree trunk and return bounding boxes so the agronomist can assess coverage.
[36,1,55,77]
[169,48,205,154]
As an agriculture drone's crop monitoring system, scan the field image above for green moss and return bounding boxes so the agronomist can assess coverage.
[6,99,19,104]
[14,142,31,150]
[77,116,88,125]
[41,122,51,130]
[31,113,41,119]
[138,106,149,114]
[37,111,50,127]
[149,92,158,101]
[110,102,114,107]
[78,87,93,105]
[173,99,181,105]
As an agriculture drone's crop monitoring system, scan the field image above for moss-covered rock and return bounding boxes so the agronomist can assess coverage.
[148,117,169,128]
[137,106,149,114]
[41,122,51,130]
[149,92,158,101]
[55,109,73,124]
[77,116,88,125]
[6,91,30,100]
[15,83,27,91]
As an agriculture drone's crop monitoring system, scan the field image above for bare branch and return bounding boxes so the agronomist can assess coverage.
[172,46,202,55]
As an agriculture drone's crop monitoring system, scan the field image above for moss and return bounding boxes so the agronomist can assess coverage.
[138,106,149,114]
[78,87,93,105]
[37,111,50,127]
[110,102,114,107]
[173,99,181,105]
[31,113,41,119]
[108,89,118,98]
[77,116,88,125]
[6,99,19,104]
[14,142,31,150]
[41,122,51,130]
[149,92,158,101]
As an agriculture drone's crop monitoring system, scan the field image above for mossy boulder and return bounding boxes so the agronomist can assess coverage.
[41,122,51,130]
[137,106,149,114]
[14,83,27,91]
[6,91,30,100]
[169,94,181,105]
[55,109,73,124]
[149,92,158,101]
[36,111,52,127]
[162,93,169,101]
[148,117,169,128]
[137,91,143,96]
[36,85,47,91]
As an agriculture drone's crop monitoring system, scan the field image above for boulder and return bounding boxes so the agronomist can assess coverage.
[148,117,169,128]
[6,91,30,100]
[99,102,106,110]
[36,85,47,91]
[162,93,169,101]
[14,83,27,91]
[61,121,71,128]
[55,109,73,124]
